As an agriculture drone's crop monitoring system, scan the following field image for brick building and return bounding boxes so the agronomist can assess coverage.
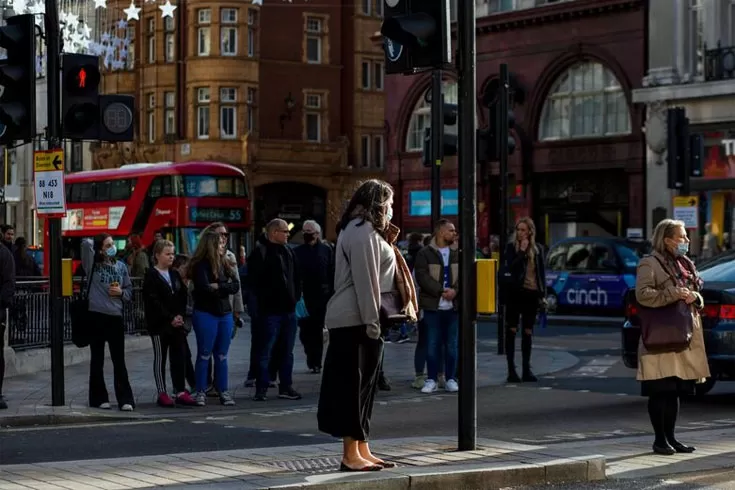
[384,0,646,247]
[97,0,386,239]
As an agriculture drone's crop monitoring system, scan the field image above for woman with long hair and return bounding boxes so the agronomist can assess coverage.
[81,233,135,411]
[502,217,546,383]
[636,219,709,455]
[13,237,41,277]
[318,179,417,472]
[143,240,197,407]
[189,230,239,407]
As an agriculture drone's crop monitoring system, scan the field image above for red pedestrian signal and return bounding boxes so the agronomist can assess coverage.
[77,68,86,88]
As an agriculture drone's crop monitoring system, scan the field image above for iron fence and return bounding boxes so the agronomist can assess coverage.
[8,277,146,350]
[704,42,735,81]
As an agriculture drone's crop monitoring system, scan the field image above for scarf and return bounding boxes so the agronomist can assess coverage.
[385,223,418,323]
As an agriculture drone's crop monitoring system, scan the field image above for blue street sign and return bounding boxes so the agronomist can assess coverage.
[409,189,458,216]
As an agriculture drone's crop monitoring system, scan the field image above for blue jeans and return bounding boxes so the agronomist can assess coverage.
[257,313,298,391]
[424,310,458,381]
[192,310,234,393]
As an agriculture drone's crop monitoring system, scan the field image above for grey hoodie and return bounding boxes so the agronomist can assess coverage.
[81,238,133,317]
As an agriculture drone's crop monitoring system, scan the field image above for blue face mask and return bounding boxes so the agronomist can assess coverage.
[386,207,393,222]
[676,242,689,256]
[106,245,117,258]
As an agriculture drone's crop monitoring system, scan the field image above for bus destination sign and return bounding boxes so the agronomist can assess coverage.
[189,207,244,223]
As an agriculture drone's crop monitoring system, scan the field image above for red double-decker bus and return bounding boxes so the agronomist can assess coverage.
[42,161,251,274]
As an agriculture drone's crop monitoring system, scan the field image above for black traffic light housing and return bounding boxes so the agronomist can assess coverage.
[422,103,458,167]
[381,0,451,74]
[62,54,101,140]
[0,14,37,144]
[667,107,690,193]
[99,95,135,142]
[476,101,516,163]
[689,133,703,178]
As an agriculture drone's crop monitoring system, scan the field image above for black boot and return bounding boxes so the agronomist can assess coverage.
[664,395,695,453]
[506,330,521,383]
[521,332,537,382]
[649,395,675,454]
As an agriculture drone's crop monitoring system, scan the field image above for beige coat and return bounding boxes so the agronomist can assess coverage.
[635,252,710,382]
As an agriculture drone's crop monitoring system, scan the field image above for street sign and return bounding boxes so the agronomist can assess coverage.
[673,195,699,229]
[34,149,67,216]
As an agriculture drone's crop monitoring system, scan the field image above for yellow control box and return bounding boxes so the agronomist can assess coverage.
[477,258,498,314]
[62,258,73,297]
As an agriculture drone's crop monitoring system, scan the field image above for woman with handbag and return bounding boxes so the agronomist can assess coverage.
[143,240,197,407]
[318,179,417,472]
[501,217,546,383]
[81,234,136,411]
[636,219,710,455]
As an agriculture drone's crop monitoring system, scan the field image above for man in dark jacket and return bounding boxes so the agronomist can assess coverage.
[294,220,333,374]
[0,225,14,251]
[248,218,302,402]
[0,242,16,409]
[413,218,459,395]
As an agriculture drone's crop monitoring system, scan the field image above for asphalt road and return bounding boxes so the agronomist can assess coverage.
[3,323,735,466]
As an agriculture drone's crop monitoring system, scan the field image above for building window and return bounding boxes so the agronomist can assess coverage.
[147,93,155,143]
[405,80,458,151]
[689,0,704,78]
[197,87,210,139]
[125,25,135,69]
[221,8,238,56]
[373,135,384,168]
[164,15,175,63]
[247,87,257,132]
[361,0,370,15]
[304,93,323,142]
[220,87,237,139]
[247,9,258,57]
[360,135,370,167]
[374,61,384,90]
[197,9,211,56]
[375,0,384,17]
[361,61,370,89]
[164,91,175,136]
[539,62,631,141]
[305,16,325,64]
[147,17,155,63]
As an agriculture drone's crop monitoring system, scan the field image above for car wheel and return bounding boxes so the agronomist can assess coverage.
[694,377,716,397]
[546,291,558,314]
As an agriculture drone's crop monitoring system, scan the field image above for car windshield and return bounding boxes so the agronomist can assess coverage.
[699,260,735,283]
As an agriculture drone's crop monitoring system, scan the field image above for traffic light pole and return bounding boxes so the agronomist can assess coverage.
[45,0,65,406]
[457,0,477,452]
[497,64,510,357]
[430,69,443,230]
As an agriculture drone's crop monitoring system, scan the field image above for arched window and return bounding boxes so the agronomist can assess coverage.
[539,62,631,141]
[405,81,458,152]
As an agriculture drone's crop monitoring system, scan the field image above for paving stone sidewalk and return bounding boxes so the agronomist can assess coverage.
[1,324,577,416]
[0,436,605,490]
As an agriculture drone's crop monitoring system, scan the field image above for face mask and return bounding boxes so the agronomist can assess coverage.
[106,245,117,258]
[386,207,393,222]
[303,232,315,243]
[676,242,689,256]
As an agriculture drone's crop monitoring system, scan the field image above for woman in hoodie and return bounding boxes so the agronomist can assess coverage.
[143,240,197,407]
[189,229,240,406]
[81,234,135,411]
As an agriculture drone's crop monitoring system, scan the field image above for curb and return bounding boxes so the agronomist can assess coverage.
[478,314,621,328]
[255,456,606,489]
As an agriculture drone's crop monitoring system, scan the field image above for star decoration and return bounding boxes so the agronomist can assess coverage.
[159,0,176,19]
[93,0,107,8]
[117,19,128,29]
[124,1,141,21]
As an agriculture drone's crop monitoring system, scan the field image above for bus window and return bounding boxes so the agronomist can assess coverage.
[183,176,247,197]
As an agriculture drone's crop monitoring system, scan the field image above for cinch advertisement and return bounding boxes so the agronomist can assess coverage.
[409,189,459,216]
[62,207,126,231]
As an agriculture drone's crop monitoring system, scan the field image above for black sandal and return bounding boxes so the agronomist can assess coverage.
[339,463,382,472]
[377,460,397,469]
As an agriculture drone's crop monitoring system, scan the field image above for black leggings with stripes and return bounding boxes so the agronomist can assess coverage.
[150,330,188,395]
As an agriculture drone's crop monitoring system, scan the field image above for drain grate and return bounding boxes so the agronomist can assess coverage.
[257,456,343,474]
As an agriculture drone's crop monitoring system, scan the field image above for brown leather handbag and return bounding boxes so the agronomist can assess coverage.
[638,299,694,352]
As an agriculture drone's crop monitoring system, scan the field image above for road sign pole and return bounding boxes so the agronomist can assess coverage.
[45,0,65,406]
[457,0,477,452]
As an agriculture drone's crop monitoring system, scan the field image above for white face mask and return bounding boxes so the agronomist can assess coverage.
[676,242,689,256]
[386,207,393,222]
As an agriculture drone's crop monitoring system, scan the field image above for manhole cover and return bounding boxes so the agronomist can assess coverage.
[257,456,342,474]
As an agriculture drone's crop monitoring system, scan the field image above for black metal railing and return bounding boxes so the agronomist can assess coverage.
[704,42,735,81]
[7,277,146,350]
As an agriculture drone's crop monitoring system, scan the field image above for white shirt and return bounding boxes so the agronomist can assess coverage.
[438,247,453,310]
[156,267,172,289]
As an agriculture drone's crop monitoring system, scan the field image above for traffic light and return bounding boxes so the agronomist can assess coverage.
[422,103,458,167]
[0,14,37,144]
[381,0,451,74]
[62,54,101,140]
[99,95,135,142]
[689,133,703,178]
[667,107,690,193]
[504,107,516,156]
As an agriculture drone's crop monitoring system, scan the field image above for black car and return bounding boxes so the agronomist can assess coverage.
[622,259,735,396]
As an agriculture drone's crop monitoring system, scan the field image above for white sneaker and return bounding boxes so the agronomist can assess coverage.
[421,379,438,394]
[120,404,134,412]
[98,402,111,410]
[445,379,459,393]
